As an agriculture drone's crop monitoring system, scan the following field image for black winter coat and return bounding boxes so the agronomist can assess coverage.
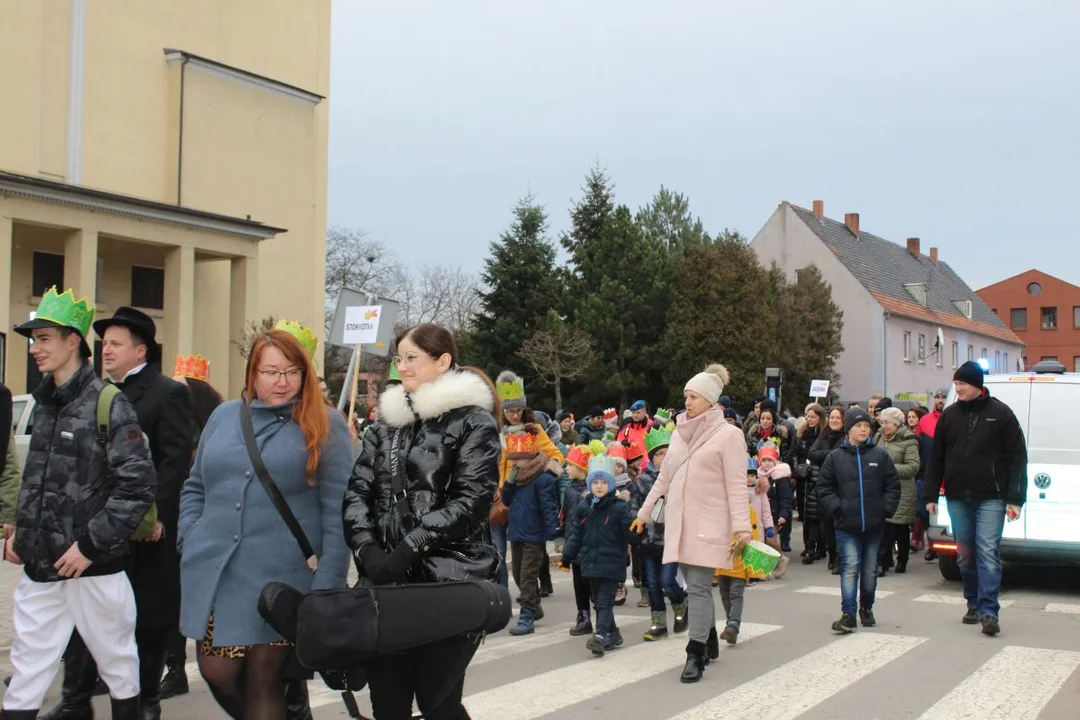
[116,366,193,628]
[630,462,664,549]
[562,493,641,582]
[343,370,501,581]
[15,363,157,583]
[926,391,1028,506]
[817,440,902,534]
[807,430,845,524]
[767,468,794,525]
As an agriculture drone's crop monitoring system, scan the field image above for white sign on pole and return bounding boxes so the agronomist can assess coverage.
[342,305,383,345]
[809,379,830,398]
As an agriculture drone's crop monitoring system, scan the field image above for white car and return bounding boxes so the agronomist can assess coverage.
[927,360,1080,579]
[11,394,35,468]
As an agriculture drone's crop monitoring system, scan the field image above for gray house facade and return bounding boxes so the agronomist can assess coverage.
[750,201,1023,405]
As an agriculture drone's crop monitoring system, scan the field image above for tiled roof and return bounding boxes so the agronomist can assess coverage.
[788,203,1021,346]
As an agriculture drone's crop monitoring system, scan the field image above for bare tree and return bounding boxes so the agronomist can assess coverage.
[397,264,481,331]
[233,316,278,359]
[518,321,596,412]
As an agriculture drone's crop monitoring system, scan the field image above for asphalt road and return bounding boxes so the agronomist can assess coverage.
[3,532,1079,719]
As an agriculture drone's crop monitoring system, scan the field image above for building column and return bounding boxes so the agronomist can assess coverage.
[163,245,195,372]
[0,216,12,385]
[63,227,98,302]
[229,254,258,398]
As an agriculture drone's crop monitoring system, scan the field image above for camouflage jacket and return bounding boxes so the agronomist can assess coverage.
[15,362,157,583]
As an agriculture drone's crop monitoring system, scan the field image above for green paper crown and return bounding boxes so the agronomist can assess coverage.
[655,408,672,423]
[387,360,401,383]
[496,376,525,402]
[274,319,318,358]
[35,287,95,338]
[645,427,672,455]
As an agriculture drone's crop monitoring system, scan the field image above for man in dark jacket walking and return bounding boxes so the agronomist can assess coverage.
[4,288,156,720]
[926,361,1027,637]
[818,408,901,634]
[43,307,194,720]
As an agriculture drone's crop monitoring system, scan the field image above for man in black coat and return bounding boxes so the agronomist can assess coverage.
[818,408,901,634]
[43,307,192,720]
[926,361,1027,637]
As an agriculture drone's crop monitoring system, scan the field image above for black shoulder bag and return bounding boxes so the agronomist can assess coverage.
[389,427,501,583]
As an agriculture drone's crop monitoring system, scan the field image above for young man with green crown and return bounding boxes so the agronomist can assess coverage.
[3,288,157,720]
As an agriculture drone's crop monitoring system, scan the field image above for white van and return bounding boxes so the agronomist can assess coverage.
[927,360,1080,580]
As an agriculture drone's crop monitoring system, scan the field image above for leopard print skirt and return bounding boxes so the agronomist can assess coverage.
[199,611,290,659]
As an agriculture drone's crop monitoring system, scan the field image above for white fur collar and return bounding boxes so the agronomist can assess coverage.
[379,370,495,427]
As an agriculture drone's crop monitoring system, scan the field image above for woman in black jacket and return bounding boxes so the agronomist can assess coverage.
[808,406,847,572]
[343,324,501,720]
[795,405,825,564]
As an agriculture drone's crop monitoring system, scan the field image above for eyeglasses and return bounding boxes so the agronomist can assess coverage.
[258,368,303,383]
[393,353,432,367]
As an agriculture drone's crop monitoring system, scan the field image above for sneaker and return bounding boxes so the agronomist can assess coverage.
[859,608,876,627]
[636,588,650,608]
[586,634,607,657]
[981,616,1001,636]
[832,613,857,634]
[773,555,791,580]
[570,610,593,637]
[720,625,739,645]
[609,628,624,648]
[614,584,628,606]
[962,609,980,625]
[802,555,814,565]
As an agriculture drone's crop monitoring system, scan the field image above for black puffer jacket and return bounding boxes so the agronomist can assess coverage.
[343,370,500,578]
[817,440,901,534]
[630,462,664,549]
[15,362,157,583]
[807,429,844,524]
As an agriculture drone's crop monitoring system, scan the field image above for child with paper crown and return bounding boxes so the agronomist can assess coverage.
[758,442,795,553]
[560,454,642,657]
[561,445,595,637]
[632,427,690,640]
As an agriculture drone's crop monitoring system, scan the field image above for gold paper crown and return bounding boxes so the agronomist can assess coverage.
[496,378,525,402]
[505,431,539,455]
[274,319,318,358]
[174,354,210,382]
[34,287,95,338]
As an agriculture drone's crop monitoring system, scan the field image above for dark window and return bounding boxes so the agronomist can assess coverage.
[32,252,64,297]
[1074,306,1080,329]
[1010,308,1027,330]
[1041,307,1057,330]
[131,266,165,310]
[1028,282,1042,296]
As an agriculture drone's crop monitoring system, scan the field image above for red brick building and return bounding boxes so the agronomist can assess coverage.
[977,270,1080,371]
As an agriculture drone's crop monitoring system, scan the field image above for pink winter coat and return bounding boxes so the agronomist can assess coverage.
[636,406,752,569]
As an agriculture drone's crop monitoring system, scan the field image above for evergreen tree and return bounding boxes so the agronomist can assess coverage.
[560,163,616,322]
[635,186,709,252]
[468,195,562,392]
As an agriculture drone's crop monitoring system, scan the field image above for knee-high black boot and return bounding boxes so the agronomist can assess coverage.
[40,635,97,720]
[138,649,167,720]
[285,680,313,720]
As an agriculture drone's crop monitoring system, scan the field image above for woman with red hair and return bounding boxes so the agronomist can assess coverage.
[178,328,354,719]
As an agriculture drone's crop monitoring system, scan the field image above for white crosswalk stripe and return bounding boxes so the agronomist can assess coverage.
[796,585,895,599]
[1044,602,1080,614]
[914,593,1015,608]
[918,646,1080,719]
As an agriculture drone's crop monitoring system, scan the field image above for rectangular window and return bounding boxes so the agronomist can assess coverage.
[130,265,165,310]
[968,345,974,361]
[936,337,944,367]
[1075,357,1080,373]
[32,251,64,298]
[1041,307,1057,330]
[1041,356,1059,362]
[951,341,959,369]
[995,350,1001,372]
[1004,352,1009,372]
[981,348,988,359]
[918,334,927,364]
[1074,306,1080,329]
[1010,308,1027,330]
[903,331,911,361]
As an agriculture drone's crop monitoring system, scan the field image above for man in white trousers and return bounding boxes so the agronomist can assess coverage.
[2,288,156,720]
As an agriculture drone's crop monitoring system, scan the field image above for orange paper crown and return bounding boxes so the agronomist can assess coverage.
[566,445,593,471]
[505,431,539,456]
[625,441,646,461]
[173,354,210,382]
[606,443,628,462]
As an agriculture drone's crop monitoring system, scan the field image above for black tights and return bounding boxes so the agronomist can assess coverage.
[198,644,292,720]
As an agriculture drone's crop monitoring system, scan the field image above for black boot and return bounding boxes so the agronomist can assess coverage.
[139,650,168,720]
[158,656,188,700]
[285,680,313,720]
[680,640,707,684]
[39,640,97,720]
[110,697,140,720]
[705,626,720,663]
[0,710,41,719]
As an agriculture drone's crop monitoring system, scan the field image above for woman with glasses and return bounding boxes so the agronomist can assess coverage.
[344,323,501,720]
[178,326,354,719]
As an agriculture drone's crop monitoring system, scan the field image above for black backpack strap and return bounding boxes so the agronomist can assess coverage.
[240,401,317,571]
[388,427,415,530]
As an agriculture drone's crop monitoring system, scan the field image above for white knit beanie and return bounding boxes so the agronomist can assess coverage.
[879,406,905,428]
[684,364,729,405]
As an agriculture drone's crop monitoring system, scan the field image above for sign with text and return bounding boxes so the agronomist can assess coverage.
[809,379,830,398]
[329,289,400,355]
[342,305,382,345]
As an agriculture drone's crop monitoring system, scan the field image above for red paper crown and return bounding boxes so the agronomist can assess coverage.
[505,432,539,456]
[173,354,210,382]
[606,443,628,462]
[757,442,780,463]
[566,445,593,471]
[625,441,646,461]
[602,408,618,422]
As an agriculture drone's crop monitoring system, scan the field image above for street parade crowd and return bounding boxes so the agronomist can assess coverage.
[0,287,1029,719]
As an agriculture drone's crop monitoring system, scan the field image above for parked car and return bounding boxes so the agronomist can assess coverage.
[927,360,1080,580]
[11,393,35,468]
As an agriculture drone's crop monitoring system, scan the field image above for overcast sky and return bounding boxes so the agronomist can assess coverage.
[327,1,1079,291]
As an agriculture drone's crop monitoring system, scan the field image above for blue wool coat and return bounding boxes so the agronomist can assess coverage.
[501,470,560,544]
[178,399,353,646]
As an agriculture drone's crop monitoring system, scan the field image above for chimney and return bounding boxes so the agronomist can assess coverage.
[930,247,938,262]
[844,212,860,238]
[812,200,824,219]
[906,237,921,257]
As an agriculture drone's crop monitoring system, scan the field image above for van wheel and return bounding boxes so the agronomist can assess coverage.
[938,553,962,581]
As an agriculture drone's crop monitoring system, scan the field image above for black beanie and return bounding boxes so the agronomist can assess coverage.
[587,406,604,419]
[844,408,873,434]
[953,361,985,389]
[875,397,893,411]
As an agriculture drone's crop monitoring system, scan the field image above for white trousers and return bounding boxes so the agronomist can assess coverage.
[4,571,140,711]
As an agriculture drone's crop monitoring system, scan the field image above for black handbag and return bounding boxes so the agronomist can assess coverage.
[389,427,501,584]
[793,461,811,482]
